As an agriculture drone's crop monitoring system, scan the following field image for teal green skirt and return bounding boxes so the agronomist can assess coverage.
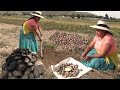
[80,49,115,71]
[19,26,39,54]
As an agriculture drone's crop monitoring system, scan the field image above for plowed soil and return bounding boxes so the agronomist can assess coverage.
[0,23,119,79]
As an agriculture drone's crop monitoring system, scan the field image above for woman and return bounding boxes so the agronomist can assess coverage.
[19,11,44,55]
[80,20,118,71]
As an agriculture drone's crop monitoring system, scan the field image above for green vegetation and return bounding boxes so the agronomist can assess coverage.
[0,15,120,53]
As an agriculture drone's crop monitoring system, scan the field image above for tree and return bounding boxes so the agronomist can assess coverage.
[81,15,85,19]
[105,14,109,20]
[71,13,75,19]
[77,14,80,19]
[49,14,53,18]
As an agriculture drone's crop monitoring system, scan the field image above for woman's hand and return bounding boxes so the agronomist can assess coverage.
[83,56,92,61]
[40,33,43,37]
[80,55,84,60]
[80,54,86,60]
[38,38,42,42]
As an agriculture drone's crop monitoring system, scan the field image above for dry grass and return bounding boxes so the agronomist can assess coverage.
[0,16,120,79]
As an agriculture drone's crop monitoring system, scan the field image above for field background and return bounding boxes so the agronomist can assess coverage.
[0,14,120,79]
[0,15,120,53]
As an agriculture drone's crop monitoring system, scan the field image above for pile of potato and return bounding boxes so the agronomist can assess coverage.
[53,63,83,78]
[49,31,88,51]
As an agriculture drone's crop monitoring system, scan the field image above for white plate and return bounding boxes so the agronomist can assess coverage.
[51,57,92,79]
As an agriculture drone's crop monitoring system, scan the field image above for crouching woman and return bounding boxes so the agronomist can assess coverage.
[80,20,118,71]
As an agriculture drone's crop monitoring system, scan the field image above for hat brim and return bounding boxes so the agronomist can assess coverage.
[30,13,44,18]
[90,25,109,31]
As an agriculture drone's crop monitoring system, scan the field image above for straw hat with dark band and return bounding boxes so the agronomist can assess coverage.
[30,11,44,18]
[90,20,110,31]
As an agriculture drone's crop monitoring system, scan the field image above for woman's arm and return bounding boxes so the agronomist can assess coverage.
[38,24,43,37]
[80,39,95,59]
[31,25,42,42]
[83,43,112,60]
[35,30,42,42]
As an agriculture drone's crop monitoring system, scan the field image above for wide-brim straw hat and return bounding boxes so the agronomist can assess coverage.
[30,11,44,18]
[90,20,112,32]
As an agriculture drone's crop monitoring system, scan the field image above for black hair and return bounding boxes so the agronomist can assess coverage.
[28,16,35,20]
[105,31,113,36]
[27,16,39,21]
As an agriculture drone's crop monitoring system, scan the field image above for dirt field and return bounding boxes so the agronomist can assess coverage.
[0,23,119,79]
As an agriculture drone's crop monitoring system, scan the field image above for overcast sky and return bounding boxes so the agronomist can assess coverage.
[76,11,120,18]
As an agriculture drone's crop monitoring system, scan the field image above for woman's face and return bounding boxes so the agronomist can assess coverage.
[96,29,106,37]
[34,16,40,22]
